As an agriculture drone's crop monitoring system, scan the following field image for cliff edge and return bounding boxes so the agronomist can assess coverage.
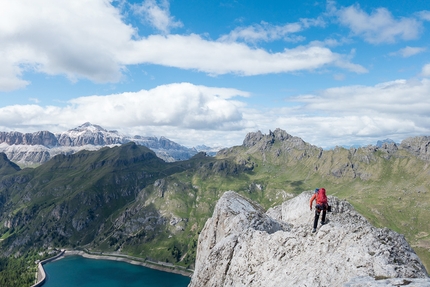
[189,191,430,287]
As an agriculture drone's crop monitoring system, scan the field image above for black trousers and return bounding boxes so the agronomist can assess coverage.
[313,208,326,229]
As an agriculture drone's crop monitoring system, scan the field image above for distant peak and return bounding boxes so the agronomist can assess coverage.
[242,128,295,148]
[376,138,396,148]
[72,123,107,132]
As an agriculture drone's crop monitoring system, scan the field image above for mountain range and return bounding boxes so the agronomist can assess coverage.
[0,122,219,166]
[0,128,430,285]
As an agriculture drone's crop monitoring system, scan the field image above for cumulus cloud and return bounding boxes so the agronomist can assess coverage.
[294,79,430,115]
[69,83,250,130]
[2,79,430,149]
[0,82,250,133]
[276,78,430,147]
[417,10,430,21]
[390,46,426,57]
[132,0,183,34]
[0,0,132,90]
[122,35,367,75]
[0,58,30,91]
[0,0,365,91]
[422,64,430,77]
[336,4,422,44]
[228,77,430,148]
[218,17,325,43]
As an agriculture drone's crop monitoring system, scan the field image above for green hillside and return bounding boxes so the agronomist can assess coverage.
[0,130,429,286]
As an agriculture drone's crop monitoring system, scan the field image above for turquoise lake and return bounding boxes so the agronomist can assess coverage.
[43,256,191,287]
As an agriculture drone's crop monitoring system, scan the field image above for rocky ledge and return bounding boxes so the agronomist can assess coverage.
[189,191,430,287]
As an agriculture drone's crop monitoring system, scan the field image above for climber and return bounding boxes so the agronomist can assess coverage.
[310,188,328,233]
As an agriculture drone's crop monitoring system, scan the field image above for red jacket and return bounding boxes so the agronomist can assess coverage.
[309,188,327,209]
[309,193,318,209]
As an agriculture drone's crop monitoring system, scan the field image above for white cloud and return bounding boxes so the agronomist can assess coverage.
[333,73,345,81]
[0,83,250,136]
[294,79,430,116]
[0,0,133,90]
[274,78,430,146]
[230,78,430,148]
[122,34,368,75]
[0,0,365,91]
[309,37,351,48]
[337,4,422,44]
[0,58,30,91]
[417,10,430,21]
[390,46,426,57]
[422,63,430,77]
[2,79,430,149]
[218,18,324,43]
[132,0,183,34]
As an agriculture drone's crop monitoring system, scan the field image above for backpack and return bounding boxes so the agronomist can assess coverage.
[317,188,327,204]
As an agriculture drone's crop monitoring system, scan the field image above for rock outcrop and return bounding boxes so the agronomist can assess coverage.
[189,191,430,287]
[400,136,430,161]
[242,128,312,152]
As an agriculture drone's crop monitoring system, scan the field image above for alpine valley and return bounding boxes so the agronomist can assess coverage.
[1,126,430,286]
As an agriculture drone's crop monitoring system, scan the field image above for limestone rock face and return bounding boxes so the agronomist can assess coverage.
[242,128,308,152]
[400,136,430,161]
[189,191,429,287]
[192,191,290,282]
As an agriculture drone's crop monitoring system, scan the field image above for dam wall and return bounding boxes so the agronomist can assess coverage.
[30,249,65,287]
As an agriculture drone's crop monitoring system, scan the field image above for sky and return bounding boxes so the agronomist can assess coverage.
[1,0,430,149]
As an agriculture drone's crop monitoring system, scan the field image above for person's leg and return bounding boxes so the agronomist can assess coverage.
[313,210,320,229]
[321,209,326,224]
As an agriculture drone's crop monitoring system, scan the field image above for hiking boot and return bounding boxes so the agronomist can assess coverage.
[312,228,316,233]
[321,221,325,225]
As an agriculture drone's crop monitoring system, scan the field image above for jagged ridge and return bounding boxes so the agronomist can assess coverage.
[189,191,429,286]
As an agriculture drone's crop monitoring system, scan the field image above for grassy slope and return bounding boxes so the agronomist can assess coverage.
[1,137,429,273]
[0,143,185,251]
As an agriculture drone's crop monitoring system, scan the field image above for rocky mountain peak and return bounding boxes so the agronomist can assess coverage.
[400,136,430,161]
[189,191,429,287]
[243,128,293,148]
[57,122,123,146]
[70,122,109,133]
[376,138,396,147]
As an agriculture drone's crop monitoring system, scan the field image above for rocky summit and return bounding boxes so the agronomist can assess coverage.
[189,191,430,287]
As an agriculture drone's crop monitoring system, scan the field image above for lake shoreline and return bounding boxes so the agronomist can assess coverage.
[55,250,194,278]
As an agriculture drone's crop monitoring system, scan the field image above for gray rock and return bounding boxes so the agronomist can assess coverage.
[189,191,429,287]
[400,136,430,161]
[0,130,58,147]
[344,276,430,286]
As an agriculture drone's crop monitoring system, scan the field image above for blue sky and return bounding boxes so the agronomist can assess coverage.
[1,0,430,149]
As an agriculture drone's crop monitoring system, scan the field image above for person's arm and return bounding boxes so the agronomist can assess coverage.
[309,194,316,210]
